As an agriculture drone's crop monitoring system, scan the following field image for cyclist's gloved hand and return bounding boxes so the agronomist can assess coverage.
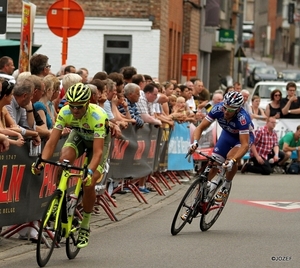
[186,140,198,161]
[189,140,198,151]
[83,169,93,186]
[31,162,44,175]
[222,159,236,171]
[83,174,93,186]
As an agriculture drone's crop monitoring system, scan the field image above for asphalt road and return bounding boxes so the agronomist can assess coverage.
[1,172,299,268]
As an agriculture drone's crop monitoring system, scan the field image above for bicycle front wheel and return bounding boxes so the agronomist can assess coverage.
[200,184,231,232]
[36,191,62,267]
[66,193,83,259]
[171,179,202,235]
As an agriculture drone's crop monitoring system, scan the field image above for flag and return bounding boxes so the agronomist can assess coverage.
[19,1,36,73]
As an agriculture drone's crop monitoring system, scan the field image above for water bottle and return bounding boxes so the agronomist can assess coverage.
[67,193,78,216]
[207,175,222,199]
[107,178,114,196]
[95,183,106,195]
[206,181,211,195]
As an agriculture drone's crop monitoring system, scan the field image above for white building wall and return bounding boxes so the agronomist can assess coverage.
[2,16,160,78]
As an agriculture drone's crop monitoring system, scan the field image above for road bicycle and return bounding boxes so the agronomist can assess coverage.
[32,154,89,267]
[171,150,231,235]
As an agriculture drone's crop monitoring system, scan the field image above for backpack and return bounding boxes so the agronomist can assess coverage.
[286,161,300,174]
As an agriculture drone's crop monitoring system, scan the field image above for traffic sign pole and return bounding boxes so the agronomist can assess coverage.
[47,0,84,65]
[62,0,69,64]
[187,57,191,81]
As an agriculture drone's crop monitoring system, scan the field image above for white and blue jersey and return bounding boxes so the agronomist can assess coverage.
[206,102,254,159]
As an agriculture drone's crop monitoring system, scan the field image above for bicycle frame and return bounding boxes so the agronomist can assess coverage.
[171,150,229,235]
[199,153,225,202]
[35,156,88,238]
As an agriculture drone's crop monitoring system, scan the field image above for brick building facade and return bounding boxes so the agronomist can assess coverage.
[4,0,188,82]
[3,1,238,90]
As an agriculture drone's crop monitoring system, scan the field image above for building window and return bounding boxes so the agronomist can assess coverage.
[103,35,132,74]
[6,32,20,40]
[6,32,35,42]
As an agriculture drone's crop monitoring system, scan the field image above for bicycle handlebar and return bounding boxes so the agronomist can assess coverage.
[34,154,87,172]
[185,150,223,166]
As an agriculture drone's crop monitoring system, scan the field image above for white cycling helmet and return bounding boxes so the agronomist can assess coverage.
[223,91,244,109]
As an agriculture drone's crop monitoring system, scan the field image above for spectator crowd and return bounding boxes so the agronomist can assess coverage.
[0,53,300,240]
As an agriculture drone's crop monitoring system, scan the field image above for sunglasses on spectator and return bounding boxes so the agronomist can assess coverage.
[274,94,281,97]
[223,105,238,113]
[69,103,86,110]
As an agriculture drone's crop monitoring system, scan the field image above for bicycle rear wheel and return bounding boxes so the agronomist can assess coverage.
[200,184,231,232]
[36,191,62,267]
[66,193,83,259]
[171,179,203,235]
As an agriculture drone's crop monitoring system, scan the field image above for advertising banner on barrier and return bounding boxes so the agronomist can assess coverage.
[156,126,169,172]
[168,122,193,170]
[0,122,188,227]
[108,124,159,179]
[0,139,64,226]
[214,119,299,160]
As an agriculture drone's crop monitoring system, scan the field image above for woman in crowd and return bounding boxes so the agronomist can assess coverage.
[34,77,54,130]
[173,84,181,97]
[250,95,267,120]
[44,74,60,121]
[265,89,282,118]
[0,79,25,147]
[153,83,174,127]
[114,86,136,125]
[224,85,234,94]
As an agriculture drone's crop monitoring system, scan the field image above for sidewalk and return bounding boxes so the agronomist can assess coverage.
[0,176,191,261]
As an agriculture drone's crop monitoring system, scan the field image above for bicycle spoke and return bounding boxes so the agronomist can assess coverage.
[36,192,62,267]
[66,194,82,259]
[200,185,231,231]
[171,179,202,235]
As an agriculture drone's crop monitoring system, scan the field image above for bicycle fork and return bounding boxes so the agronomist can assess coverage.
[62,179,83,238]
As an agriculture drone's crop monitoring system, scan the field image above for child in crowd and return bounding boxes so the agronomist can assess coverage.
[174,96,189,115]
[168,94,177,114]
[171,96,191,123]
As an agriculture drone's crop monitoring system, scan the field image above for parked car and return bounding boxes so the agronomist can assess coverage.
[250,81,300,110]
[242,60,267,87]
[278,69,300,81]
[248,65,278,87]
[242,33,253,48]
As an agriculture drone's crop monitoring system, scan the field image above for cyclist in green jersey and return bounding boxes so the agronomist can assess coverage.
[33,82,110,248]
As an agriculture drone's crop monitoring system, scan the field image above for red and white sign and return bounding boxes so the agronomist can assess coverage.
[232,200,300,212]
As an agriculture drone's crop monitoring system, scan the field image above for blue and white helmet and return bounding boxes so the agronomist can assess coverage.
[223,91,244,109]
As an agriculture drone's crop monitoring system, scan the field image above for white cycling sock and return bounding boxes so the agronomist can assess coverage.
[223,180,232,190]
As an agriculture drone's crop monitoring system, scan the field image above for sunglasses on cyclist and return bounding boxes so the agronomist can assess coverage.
[69,103,86,110]
[223,105,238,113]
